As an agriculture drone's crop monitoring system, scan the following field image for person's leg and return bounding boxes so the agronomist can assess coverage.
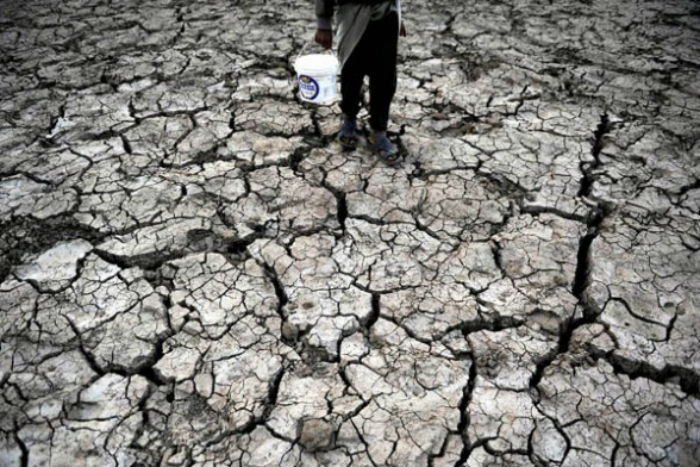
[366,12,399,163]
[338,22,372,149]
[338,54,362,148]
[368,11,399,133]
[339,36,367,121]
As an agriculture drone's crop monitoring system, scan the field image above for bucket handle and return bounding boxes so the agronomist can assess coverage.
[293,37,337,67]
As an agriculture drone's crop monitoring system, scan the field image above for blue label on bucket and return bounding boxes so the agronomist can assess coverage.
[298,75,320,100]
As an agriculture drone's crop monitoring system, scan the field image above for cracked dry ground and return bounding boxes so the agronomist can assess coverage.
[1,1,700,467]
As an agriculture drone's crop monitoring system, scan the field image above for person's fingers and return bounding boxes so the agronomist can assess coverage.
[314,30,332,49]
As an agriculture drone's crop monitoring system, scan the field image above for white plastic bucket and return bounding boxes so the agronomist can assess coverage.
[294,54,339,105]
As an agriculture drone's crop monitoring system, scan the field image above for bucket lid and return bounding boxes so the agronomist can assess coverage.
[294,54,339,75]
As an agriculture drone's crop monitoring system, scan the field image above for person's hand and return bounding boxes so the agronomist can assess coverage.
[400,21,406,37]
[314,29,332,49]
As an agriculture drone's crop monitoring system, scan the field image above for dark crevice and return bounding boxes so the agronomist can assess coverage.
[412,216,444,242]
[93,248,186,272]
[0,169,54,186]
[610,439,620,466]
[527,113,616,393]
[337,364,355,398]
[320,181,348,233]
[526,425,537,466]
[454,356,478,467]
[66,315,170,387]
[530,404,573,465]
[350,418,380,467]
[13,428,29,467]
[678,178,700,197]
[262,368,285,420]
[365,293,381,330]
[228,110,236,131]
[520,204,589,223]
[288,146,306,173]
[308,108,325,142]
[427,430,452,467]
[226,237,256,256]
[592,114,611,161]
[120,134,132,154]
[260,261,304,349]
[571,206,610,317]
[336,191,348,231]
[530,203,611,395]
[458,315,524,336]
[578,113,612,198]
[664,313,677,342]
[602,352,699,398]
[530,321,582,395]
[0,216,104,283]
[571,230,597,299]
[490,240,506,277]
[262,262,288,318]
[93,226,263,271]
[475,169,530,199]
[128,337,169,386]
[128,382,155,456]
[205,368,286,442]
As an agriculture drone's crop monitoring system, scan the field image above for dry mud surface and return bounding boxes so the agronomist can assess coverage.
[1,1,700,466]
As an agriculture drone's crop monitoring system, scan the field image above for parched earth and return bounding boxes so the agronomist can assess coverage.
[1,0,699,466]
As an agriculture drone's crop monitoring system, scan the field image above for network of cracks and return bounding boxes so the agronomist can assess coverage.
[1,0,699,466]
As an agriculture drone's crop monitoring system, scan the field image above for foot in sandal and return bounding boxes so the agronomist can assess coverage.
[337,114,358,150]
[369,130,400,165]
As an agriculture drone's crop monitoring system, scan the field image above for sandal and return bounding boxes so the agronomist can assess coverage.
[369,131,401,166]
[337,116,358,150]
